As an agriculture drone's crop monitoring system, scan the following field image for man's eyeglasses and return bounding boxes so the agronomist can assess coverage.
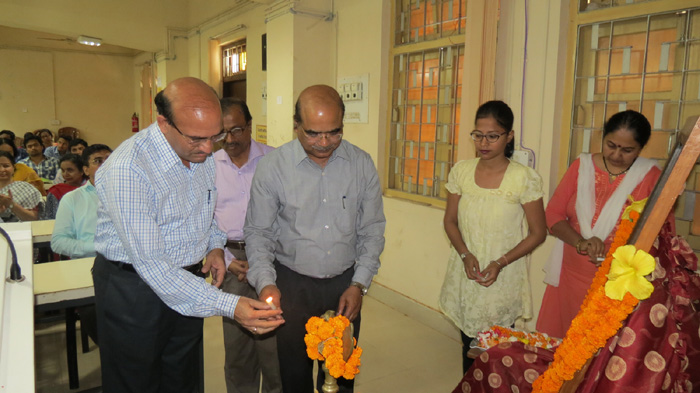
[470,131,508,143]
[221,124,250,139]
[169,118,226,145]
[297,124,343,140]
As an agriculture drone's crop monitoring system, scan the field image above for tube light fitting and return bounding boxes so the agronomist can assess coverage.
[77,35,102,46]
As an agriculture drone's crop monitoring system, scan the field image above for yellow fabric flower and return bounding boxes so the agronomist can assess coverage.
[621,196,647,221]
[605,244,655,301]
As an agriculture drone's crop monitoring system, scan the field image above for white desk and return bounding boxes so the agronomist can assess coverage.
[0,222,35,393]
[31,220,54,245]
[34,257,95,306]
[34,257,95,390]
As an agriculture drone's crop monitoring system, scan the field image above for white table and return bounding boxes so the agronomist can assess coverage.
[0,223,35,393]
[31,219,54,245]
[34,257,95,390]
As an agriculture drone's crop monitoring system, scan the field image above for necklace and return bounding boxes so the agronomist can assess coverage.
[602,156,632,183]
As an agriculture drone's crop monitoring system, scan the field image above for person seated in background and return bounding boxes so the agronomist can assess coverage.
[43,154,86,220]
[54,138,89,185]
[51,144,111,258]
[19,134,59,181]
[0,138,46,196]
[69,138,88,155]
[43,131,72,160]
[51,144,112,345]
[37,128,55,150]
[0,130,28,162]
[0,150,42,222]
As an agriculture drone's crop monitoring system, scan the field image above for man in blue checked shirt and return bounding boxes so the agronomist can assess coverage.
[93,77,284,393]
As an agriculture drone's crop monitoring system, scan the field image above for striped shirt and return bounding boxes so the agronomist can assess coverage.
[94,122,235,318]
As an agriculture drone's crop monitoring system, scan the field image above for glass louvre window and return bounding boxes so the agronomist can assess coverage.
[388,0,466,201]
[389,47,463,199]
[578,0,661,13]
[222,40,247,81]
[395,0,467,45]
[570,6,700,252]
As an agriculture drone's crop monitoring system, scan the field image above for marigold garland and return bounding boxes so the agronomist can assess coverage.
[304,315,362,380]
[532,209,642,393]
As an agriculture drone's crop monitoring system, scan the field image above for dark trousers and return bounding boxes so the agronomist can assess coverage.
[274,262,360,393]
[460,332,475,375]
[93,253,203,393]
[222,248,281,393]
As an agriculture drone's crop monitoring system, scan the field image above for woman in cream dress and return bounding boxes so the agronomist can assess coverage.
[439,101,547,375]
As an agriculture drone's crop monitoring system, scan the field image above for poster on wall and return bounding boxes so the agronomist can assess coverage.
[256,125,267,144]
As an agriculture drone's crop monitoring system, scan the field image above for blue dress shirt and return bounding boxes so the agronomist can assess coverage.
[94,122,235,318]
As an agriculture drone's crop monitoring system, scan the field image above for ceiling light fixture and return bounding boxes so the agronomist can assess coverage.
[77,35,102,46]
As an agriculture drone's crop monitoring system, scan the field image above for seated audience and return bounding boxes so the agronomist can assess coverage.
[0,130,27,162]
[0,150,42,221]
[43,131,72,160]
[54,138,89,185]
[69,138,88,155]
[19,134,59,180]
[0,138,46,196]
[37,128,55,149]
[51,144,111,258]
[43,154,85,220]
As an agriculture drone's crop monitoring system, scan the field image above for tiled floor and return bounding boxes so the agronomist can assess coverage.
[36,296,463,392]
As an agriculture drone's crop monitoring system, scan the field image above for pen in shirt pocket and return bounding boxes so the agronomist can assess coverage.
[342,196,346,209]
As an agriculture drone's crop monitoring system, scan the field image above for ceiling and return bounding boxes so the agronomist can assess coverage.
[0,25,143,56]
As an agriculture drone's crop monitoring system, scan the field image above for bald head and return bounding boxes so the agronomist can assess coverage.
[294,85,345,125]
[154,77,223,166]
[156,77,221,123]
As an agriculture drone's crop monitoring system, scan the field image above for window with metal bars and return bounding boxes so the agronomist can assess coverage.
[388,0,467,201]
[569,5,700,251]
[222,40,247,82]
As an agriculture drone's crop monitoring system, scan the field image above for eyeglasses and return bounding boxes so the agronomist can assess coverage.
[470,131,508,143]
[297,124,343,140]
[169,118,226,145]
[221,124,250,139]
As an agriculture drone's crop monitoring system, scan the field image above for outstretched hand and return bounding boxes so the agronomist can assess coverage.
[234,296,284,335]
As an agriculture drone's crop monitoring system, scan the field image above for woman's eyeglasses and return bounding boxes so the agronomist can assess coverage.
[470,131,507,143]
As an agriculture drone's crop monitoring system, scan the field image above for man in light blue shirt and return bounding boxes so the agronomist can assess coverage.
[93,77,283,393]
[51,144,112,258]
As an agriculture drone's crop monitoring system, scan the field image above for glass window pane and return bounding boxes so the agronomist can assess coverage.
[390,45,462,199]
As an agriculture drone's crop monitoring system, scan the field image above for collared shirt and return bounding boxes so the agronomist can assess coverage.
[94,122,233,318]
[44,145,60,159]
[18,155,59,180]
[244,139,386,291]
[51,183,98,258]
[213,140,274,268]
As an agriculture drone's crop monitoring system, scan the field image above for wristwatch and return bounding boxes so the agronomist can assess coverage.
[349,281,368,296]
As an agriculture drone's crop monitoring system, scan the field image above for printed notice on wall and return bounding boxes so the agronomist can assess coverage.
[256,125,267,144]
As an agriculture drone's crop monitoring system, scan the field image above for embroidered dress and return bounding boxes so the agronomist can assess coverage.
[439,158,544,336]
[0,181,42,221]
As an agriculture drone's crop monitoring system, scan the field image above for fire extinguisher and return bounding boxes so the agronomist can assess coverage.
[131,113,140,133]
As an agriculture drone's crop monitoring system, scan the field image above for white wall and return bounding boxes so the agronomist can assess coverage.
[0,48,135,149]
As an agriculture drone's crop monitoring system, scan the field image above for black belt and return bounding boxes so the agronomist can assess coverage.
[109,259,203,275]
[225,240,246,250]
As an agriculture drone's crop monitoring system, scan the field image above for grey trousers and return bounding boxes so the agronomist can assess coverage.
[222,248,282,393]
